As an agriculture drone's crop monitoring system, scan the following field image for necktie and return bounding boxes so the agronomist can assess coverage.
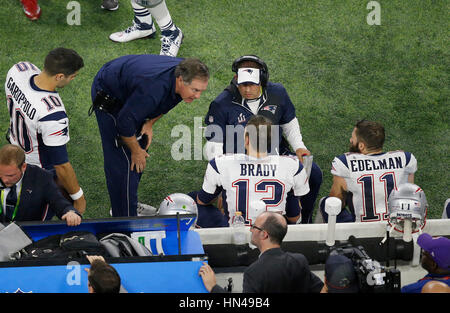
[5,185,17,221]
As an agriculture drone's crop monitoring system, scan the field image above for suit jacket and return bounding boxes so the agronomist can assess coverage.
[211,247,323,293]
[242,248,323,293]
[2,164,78,222]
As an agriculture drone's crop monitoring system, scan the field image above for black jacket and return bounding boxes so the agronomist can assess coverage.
[2,164,79,222]
[204,80,297,155]
[212,248,323,293]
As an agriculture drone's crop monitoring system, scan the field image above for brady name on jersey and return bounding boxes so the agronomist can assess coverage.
[200,154,310,225]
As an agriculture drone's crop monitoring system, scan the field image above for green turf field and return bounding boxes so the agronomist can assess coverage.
[0,0,448,220]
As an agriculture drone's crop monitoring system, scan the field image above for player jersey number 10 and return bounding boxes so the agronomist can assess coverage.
[8,95,62,154]
[7,97,34,153]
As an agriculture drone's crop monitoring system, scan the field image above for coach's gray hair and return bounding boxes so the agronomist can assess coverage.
[174,58,209,84]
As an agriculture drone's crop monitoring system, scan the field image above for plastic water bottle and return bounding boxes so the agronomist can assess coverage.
[232,211,247,245]
[302,155,313,178]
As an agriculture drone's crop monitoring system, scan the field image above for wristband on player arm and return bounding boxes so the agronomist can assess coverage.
[70,188,83,201]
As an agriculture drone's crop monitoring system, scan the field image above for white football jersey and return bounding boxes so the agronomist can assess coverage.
[202,154,310,225]
[5,62,70,167]
[331,151,417,222]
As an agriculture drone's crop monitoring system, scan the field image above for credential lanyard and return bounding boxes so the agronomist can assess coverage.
[0,186,22,221]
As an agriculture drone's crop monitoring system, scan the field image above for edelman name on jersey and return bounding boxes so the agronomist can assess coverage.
[331,151,417,222]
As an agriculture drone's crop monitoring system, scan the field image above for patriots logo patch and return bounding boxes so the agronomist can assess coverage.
[165,196,174,203]
[261,105,277,114]
[49,127,68,137]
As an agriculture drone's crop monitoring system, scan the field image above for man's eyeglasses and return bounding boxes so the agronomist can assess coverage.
[251,225,264,232]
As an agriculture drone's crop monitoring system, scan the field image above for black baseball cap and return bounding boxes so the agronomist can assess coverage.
[325,255,359,293]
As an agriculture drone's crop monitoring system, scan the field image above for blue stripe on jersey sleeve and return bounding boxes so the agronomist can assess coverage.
[294,159,304,176]
[404,151,412,166]
[198,188,222,204]
[336,154,349,169]
[39,144,69,169]
[39,111,68,122]
[209,159,220,174]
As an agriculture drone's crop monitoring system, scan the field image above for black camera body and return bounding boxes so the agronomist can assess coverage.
[320,240,401,293]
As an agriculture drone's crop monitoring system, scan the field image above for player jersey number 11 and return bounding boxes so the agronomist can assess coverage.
[357,172,396,222]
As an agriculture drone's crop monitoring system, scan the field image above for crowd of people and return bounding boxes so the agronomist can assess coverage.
[5,1,449,294]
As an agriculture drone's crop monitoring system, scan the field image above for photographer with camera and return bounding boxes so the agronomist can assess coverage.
[401,233,450,293]
[318,234,402,293]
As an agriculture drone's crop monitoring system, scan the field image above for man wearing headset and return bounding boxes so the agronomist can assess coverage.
[201,55,322,224]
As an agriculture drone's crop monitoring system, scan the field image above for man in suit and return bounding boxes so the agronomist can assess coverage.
[0,144,81,226]
[198,211,323,293]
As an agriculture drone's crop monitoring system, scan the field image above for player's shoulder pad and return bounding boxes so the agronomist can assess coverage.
[277,155,303,175]
[333,153,350,169]
[387,150,414,165]
[39,111,68,122]
[387,149,406,155]
[279,154,298,161]
[12,61,40,72]
[208,158,220,174]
